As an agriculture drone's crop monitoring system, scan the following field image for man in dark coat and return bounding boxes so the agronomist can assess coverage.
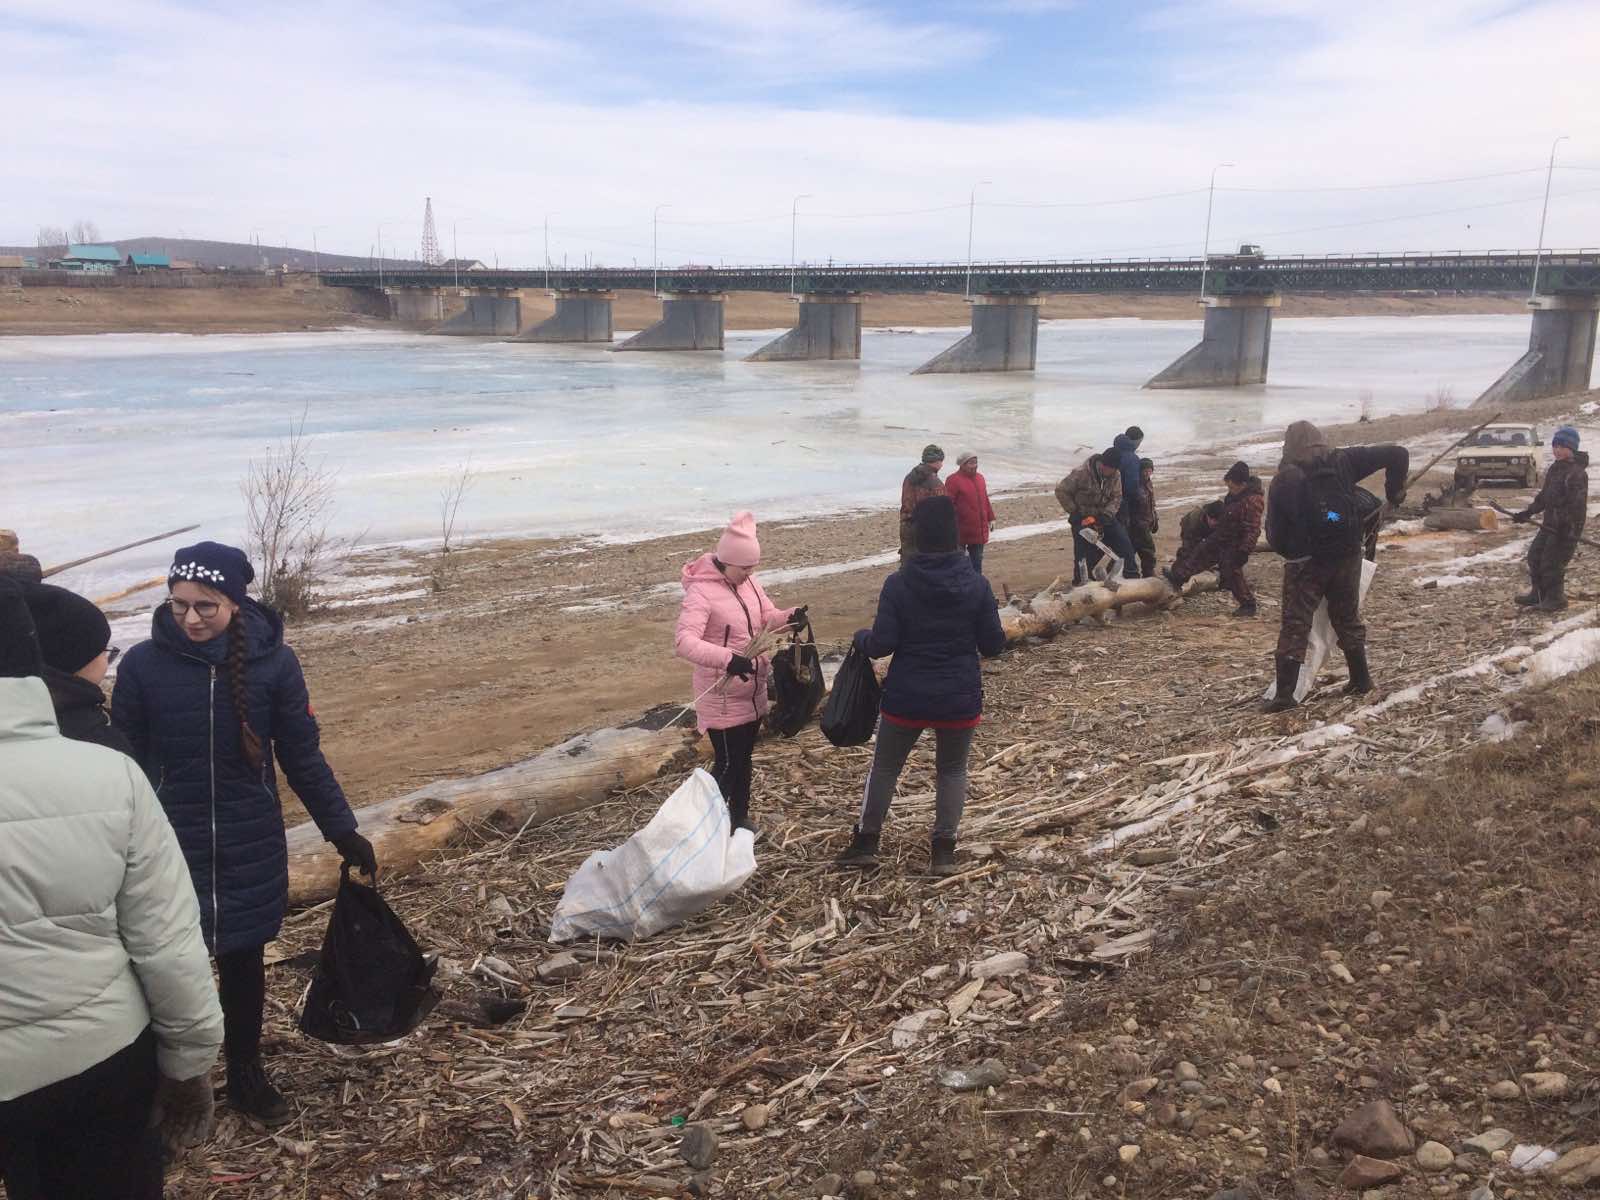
[1112,426,1145,523]
[1264,421,1408,710]
[1165,461,1265,617]
[899,444,946,564]
[837,497,1007,877]
[1127,458,1159,579]
[1513,425,1589,612]
[21,582,134,757]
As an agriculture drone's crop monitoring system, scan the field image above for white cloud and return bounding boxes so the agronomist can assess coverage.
[1,0,1596,264]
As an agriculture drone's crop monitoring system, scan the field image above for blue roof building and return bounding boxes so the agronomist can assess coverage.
[55,244,121,272]
[126,252,171,268]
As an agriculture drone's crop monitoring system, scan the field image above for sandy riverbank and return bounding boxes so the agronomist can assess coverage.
[1,281,1528,335]
[187,388,1593,826]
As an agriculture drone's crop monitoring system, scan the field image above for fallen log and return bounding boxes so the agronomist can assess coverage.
[286,722,700,905]
[1423,507,1499,533]
[1000,574,1180,639]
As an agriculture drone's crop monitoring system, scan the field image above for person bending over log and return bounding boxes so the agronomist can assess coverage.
[836,497,1007,877]
[1178,500,1224,562]
[1512,425,1588,613]
[111,542,374,1125]
[1,578,224,1200]
[674,512,804,836]
[1055,446,1136,583]
[1164,461,1264,618]
[1264,423,1408,711]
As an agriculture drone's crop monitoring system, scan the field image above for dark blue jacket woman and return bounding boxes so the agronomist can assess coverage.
[110,541,371,1124]
[112,597,357,955]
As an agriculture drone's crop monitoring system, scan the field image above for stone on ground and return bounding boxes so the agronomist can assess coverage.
[1331,1099,1415,1158]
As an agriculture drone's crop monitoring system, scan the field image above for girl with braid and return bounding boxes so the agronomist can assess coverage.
[112,542,374,1124]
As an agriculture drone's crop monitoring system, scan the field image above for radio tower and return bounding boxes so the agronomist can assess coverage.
[419,197,442,266]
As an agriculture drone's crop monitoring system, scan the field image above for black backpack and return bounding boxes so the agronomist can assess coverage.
[769,620,824,737]
[1302,459,1362,560]
[819,644,881,748]
[299,866,441,1045]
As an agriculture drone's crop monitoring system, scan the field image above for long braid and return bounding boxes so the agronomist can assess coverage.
[227,614,264,770]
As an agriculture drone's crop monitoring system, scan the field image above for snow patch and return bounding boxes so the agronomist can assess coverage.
[1414,574,1477,588]
[1520,628,1600,689]
[1477,712,1530,743]
[1424,537,1533,573]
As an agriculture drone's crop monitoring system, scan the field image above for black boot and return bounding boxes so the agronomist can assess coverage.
[1263,656,1302,712]
[1342,647,1374,696]
[929,836,959,877]
[1231,600,1258,618]
[227,1056,290,1125]
[1537,586,1569,612]
[834,825,880,868]
[1514,588,1542,607]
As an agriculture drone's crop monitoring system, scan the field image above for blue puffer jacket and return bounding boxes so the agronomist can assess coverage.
[1113,432,1144,520]
[110,599,357,955]
[861,552,1007,723]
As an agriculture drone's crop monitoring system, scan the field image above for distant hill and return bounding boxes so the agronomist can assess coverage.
[0,236,423,272]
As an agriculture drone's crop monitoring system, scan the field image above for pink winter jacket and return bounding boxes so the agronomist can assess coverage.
[674,553,796,732]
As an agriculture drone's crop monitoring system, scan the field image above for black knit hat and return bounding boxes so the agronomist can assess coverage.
[168,541,254,606]
[912,495,960,554]
[1101,446,1125,469]
[0,577,43,679]
[22,583,110,675]
[1224,460,1251,485]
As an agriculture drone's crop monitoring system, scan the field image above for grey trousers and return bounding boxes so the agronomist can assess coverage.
[858,721,977,841]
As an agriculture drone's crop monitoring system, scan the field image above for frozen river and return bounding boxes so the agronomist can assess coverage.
[1,314,1527,596]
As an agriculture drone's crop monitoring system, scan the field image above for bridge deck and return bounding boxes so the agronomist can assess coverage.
[322,251,1600,297]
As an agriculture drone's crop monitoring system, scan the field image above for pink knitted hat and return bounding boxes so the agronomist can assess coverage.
[716,511,761,568]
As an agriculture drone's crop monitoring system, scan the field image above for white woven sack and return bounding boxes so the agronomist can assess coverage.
[548,768,757,943]
[1263,558,1378,704]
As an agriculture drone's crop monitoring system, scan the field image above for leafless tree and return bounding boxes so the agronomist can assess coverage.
[68,219,100,244]
[433,459,478,591]
[36,226,67,250]
[241,410,337,619]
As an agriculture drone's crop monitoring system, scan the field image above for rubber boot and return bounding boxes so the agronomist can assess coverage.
[1231,600,1258,618]
[1514,587,1541,607]
[1537,586,1569,613]
[1263,656,1302,713]
[929,836,959,878]
[1342,647,1374,696]
[227,1056,290,1125]
[834,825,880,869]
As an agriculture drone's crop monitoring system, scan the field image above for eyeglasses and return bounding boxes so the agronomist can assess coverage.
[168,598,222,619]
[106,646,121,665]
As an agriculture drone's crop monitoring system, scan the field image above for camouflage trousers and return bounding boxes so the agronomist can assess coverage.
[1171,540,1255,606]
[1276,556,1365,662]
[1527,528,1578,596]
[1129,524,1157,579]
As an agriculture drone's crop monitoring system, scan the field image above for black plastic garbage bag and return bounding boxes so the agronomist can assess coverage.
[769,619,824,737]
[299,866,440,1045]
[819,644,881,748]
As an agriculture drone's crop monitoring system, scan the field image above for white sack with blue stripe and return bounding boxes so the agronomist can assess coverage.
[548,768,758,943]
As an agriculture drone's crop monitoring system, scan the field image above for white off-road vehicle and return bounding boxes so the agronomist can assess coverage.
[1453,424,1542,490]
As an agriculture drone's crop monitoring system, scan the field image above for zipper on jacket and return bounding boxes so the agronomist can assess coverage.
[208,665,219,948]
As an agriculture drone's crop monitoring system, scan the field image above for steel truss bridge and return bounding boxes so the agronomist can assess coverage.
[322,250,1600,297]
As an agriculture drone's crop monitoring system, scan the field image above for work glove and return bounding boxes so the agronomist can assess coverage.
[1512,509,1533,524]
[787,605,809,631]
[333,830,378,878]
[152,1072,215,1159]
[1081,515,1098,528]
[725,654,754,681]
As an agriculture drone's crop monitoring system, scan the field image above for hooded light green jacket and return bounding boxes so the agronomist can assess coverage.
[0,676,223,1100]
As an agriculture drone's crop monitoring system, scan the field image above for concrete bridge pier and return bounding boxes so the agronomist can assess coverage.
[614,293,725,352]
[746,294,863,362]
[1476,295,1599,405]
[388,288,445,324]
[912,294,1040,375]
[1145,294,1278,389]
[434,289,523,336]
[514,290,614,343]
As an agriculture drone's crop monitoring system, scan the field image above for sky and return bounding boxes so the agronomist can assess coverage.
[2,0,1598,267]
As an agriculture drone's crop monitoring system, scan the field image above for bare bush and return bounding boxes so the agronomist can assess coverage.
[432,459,478,592]
[1357,389,1375,423]
[1426,384,1457,413]
[69,218,100,244]
[36,226,67,250]
[242,412,337,619]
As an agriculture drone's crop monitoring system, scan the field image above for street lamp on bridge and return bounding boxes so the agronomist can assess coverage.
[965,180,992,299]
[1530,135,1569,302]
[790,194,813,298]
[653,204,672,298]
[1199,162,1235,301]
